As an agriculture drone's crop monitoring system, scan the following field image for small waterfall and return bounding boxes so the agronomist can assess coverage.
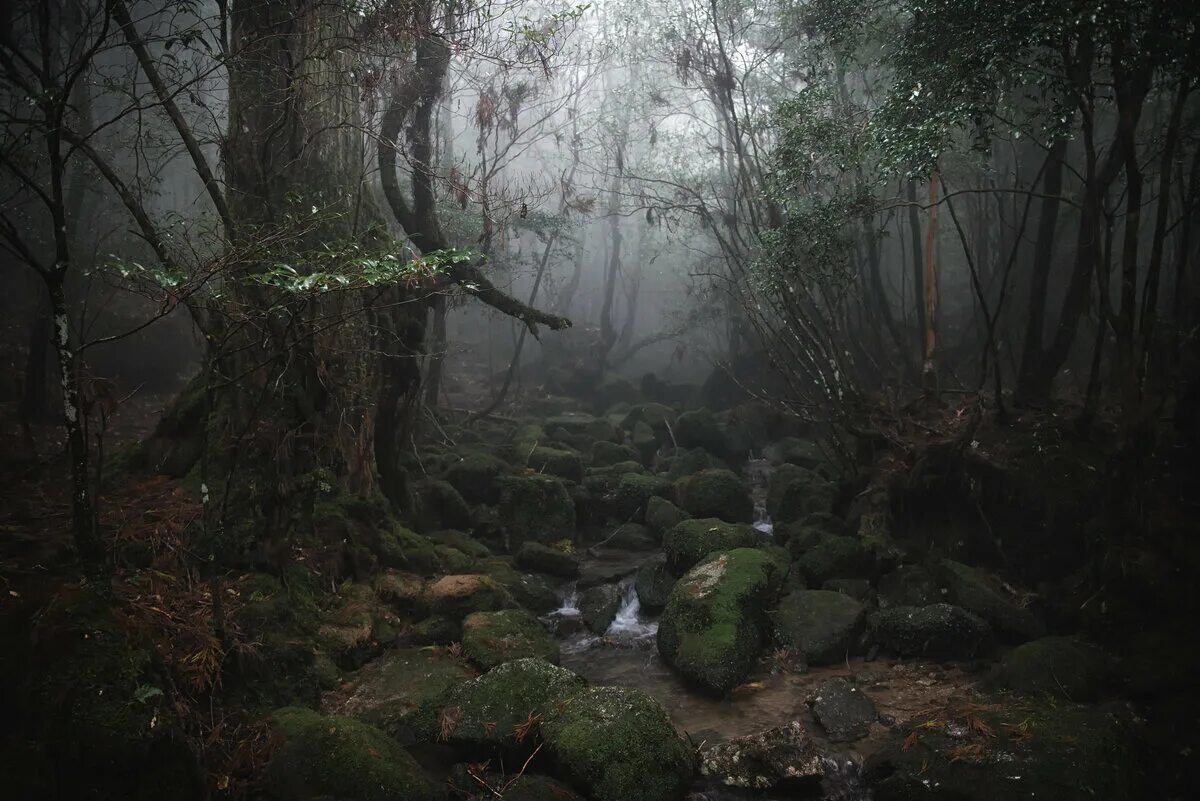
[554,581,580,615]
[745,456,774,536]
[605,579,658,643]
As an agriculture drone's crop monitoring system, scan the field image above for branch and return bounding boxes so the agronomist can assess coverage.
[442,259,571,338]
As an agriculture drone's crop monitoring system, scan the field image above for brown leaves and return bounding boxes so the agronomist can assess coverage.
[439,706,461,742]
[949,743,986,763]
[512,711,541,743]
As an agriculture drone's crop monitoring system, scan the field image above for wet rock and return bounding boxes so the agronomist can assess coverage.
[792,532,877,585]
[868,604,991,660]
[587,459,646,477]
[645,495,689,533]
[265,707,435,801]
[527,446,585,483]
[445,658,584,752]
[515,542,579,578]
[498,475,576,549]
[543,686,696,801]
[657,548,785,694]
[461,609,560,670]
[577,556,641,588]
[674,407,730,457]
[662,517,760,574]
[676,468,754,523]
[808,678,876,742]
[700,720,825,790]
[864,701,1142,801]
[767,464,835,523]
[414,479,473,532]
[482,559,561,613]
[772,590,866,665]
[421,574,513,620]
[600,522,656,550]
[326,647,475,744]
[579,584,623,634]
[591,440,640,468]
[635,555,676,612]
[443,450,508,504]
[613,472,675,521]
[936,559,1044,644]
[877,564,939,608]
[993,636,1116,701]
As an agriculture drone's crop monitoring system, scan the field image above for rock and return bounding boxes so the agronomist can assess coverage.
[482,559,561,613]
[414,479,473,532]
[662,517,760,574]
[326,648,475,744]
[515,542,579,578]
[265,707,435,801]
[498,475,576,550]
[766,464,834,523]
[645,496,689,533]
[373,570,425,613]
[808,678,875,742]
[657,548,785,694]
[792,532,876,585]
[868,604,991,660]
[405,615,461,645]
[444,658,585,752]
[765,437,830,472]
[936,559,1044,644]
[772,590,866,665]
[674,408,729,457]
[613,472,675,521]
[675,468,754,523]
[461,609,560,670]
[587,459,646,477]
[994,636,1116,701]
[591,440,640,467]
[822,578,873,601]
[700,721,824,790]
[443,451,508,504]
[631,421,659,461]
[665,446,728,479]
[375,525,443,574]
[577,556,641,589]
[526,446,584,483]
[877,565,939,608]
[622,402,678,432]
[635,555,676,612]
[603,522,658,550]
[543,686,696,801]
[427,529,493,559]
[546,413,619,443]
[579,585,623,634]
[864,701,1142,801]
[421,574,513,620]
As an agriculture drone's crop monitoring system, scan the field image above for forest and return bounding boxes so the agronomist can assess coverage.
[0,0,1197,799]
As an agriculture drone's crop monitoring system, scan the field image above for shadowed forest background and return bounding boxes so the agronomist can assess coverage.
[1,1,1198,799]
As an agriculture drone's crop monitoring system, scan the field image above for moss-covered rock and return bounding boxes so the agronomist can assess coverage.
[443,450,509,504]
[591,440,640,468]
[498,474,576,550]
[808,677,875,742]
[546,412,620,443]
[603,522,658,550]
[676,468,754,523]
[662,517,760,574]
[674,407,729,457]
[327,647,476,743]
[792,531,876,585]
[656,548,784,694]
[374,524,444,574]
[427,529,493,559]
[613,472,675,522]
[543,686,696,801]
[621,403,678,432]
[444,658,585,752]
[420,574,514,620]
[461,609,560,670]
[993,636,1116,701]
[936,559,1044,644]
[877,564,939,608]
[317,582,401,669]
[265,707,434,800]
[765,437,832,472]
[665,446,728,479]
[631,420,659,462]
[868,604,991,659]
[373,569,426,612]
[645,495,689,533]
[635,555,677,613]
[772,589,866,665]
[515,541,580,577]
[414,479,472,532]
[765,464,835,523]
[528,446,585,483]
[480,558,561,613]
[579,585,623,634]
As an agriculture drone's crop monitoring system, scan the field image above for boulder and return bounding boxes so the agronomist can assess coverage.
[700,721,824,790]
[657,548,784,694]
[621,402,678,432]
[420,574,513,620]
[373,570,425,613]
[645,496,689,533]
[443,451,508,504]
[674,408,729,457]
[427,529,492,559]
[766,464,834,523]
[613,473,675,521]
[822,578,873,601]
[527,446,585,483]
[792,532,876,585]
[515,542,579,578]
[676,468,754,523]
[591,440,640,468]
[265,707,434,801]
[771,590,866,665]
[631,421,659,461]
[662,517,760,574]
[868,604,991,660]
[635,555,677,612]
[444,658,584,752]
[877,564,939,608]
[543,686,696,801]
[546,413,619,443]
[936,559,1044,644]
[994,636,1116,701]
[482,559,561,613]
[579,585,623,634]
[665,446,728,479]
[765,437,831,472]
[808,678,875,741]
[461,609,560,670]
[498,475,576,550]
[414,479,473,532]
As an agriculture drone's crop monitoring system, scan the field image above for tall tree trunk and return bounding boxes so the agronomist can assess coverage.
[922,171,939,391]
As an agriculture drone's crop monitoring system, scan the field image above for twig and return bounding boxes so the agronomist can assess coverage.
[662,416,679,449]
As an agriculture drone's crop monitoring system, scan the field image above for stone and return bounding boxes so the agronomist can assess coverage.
[877,565,939,608]
[515,542,579,578]
[498,475,576,550]
[579,585,623,634]
[771,590,866,665]
[444,658,585,752]
[603,522,658,550]
[868,604,991,660]
[676,468,754,523]
[766,464,835,523]
[443,450,508,504]
[635,555,676,612]
[994,636,1116,701]
[460,609,560,670]
[700,721,824,790]
[792,532,876,585]
[420,574,513,620]
[662,517,761,574]
[612,472,675,522]
[808,678,875,742]
[674,408,729,457]
[645,495,689,533]
[414,479,473,532]
[591,440,640,468]
[936,559,1044,644]
[527,446,585,483]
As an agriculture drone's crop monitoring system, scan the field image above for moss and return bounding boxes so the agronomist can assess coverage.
[588,459,646,476]
[480,558,561,613]
[656,549,784,694]
[420,574,514,620]
[265,707,435,801]
[461,608,560,670]
[994,636,1115,701]
[613,472,675,522]
[662,517,760,574]
[673,408,729,457]
[498,475,576,550]
[665,446,728,479]
[434,544,476,574]
[376,524,443,574]
[868,603,991,659]
[791,531,876,584]
[771,589,866,665]
[591,440,641,468]
[635,555,677,612]
[328,647,476,744]
[444,658,585,751]
[515,541,580,577]
[766,464,834,523]
[427,529,493,559]
[645,495,689,533]
[443,450,509,504]
[414,479,472,532]
[528,446,585,483]
[546,413,620,443]
[543,686,696,801]
[631,420,659,461]
[936,559,1044,643]
[675,468,754,523]
[316,582,400,669]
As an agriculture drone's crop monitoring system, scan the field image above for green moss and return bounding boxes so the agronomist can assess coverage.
[589,459,647,476]
[427,529,493,559]
[621,403,678,432]
[420,574,514,620]
[645,495,689,533]
[665,447,728,479]
[613,472,675,522]
[675,468,753,523]
[635,555,677,612]
[766,464,834,523]
[445,658,585,750]
[480,558,561,613]
[995,636,1115,701]
[673,408,729,457]
[498,475,576,549]
[937,559,1044,643]
[791,531,876,584]
[662,517,760,574]
[591,440,641,468]
[443,450,509,504]
[528,446,585,482]
[771,589,866,665]
[414,479,472,532]
[543,686,696,801]
[265,707,435,801]
[376,525,442,573]
[461,608,560,670]
[656,548,784,694]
